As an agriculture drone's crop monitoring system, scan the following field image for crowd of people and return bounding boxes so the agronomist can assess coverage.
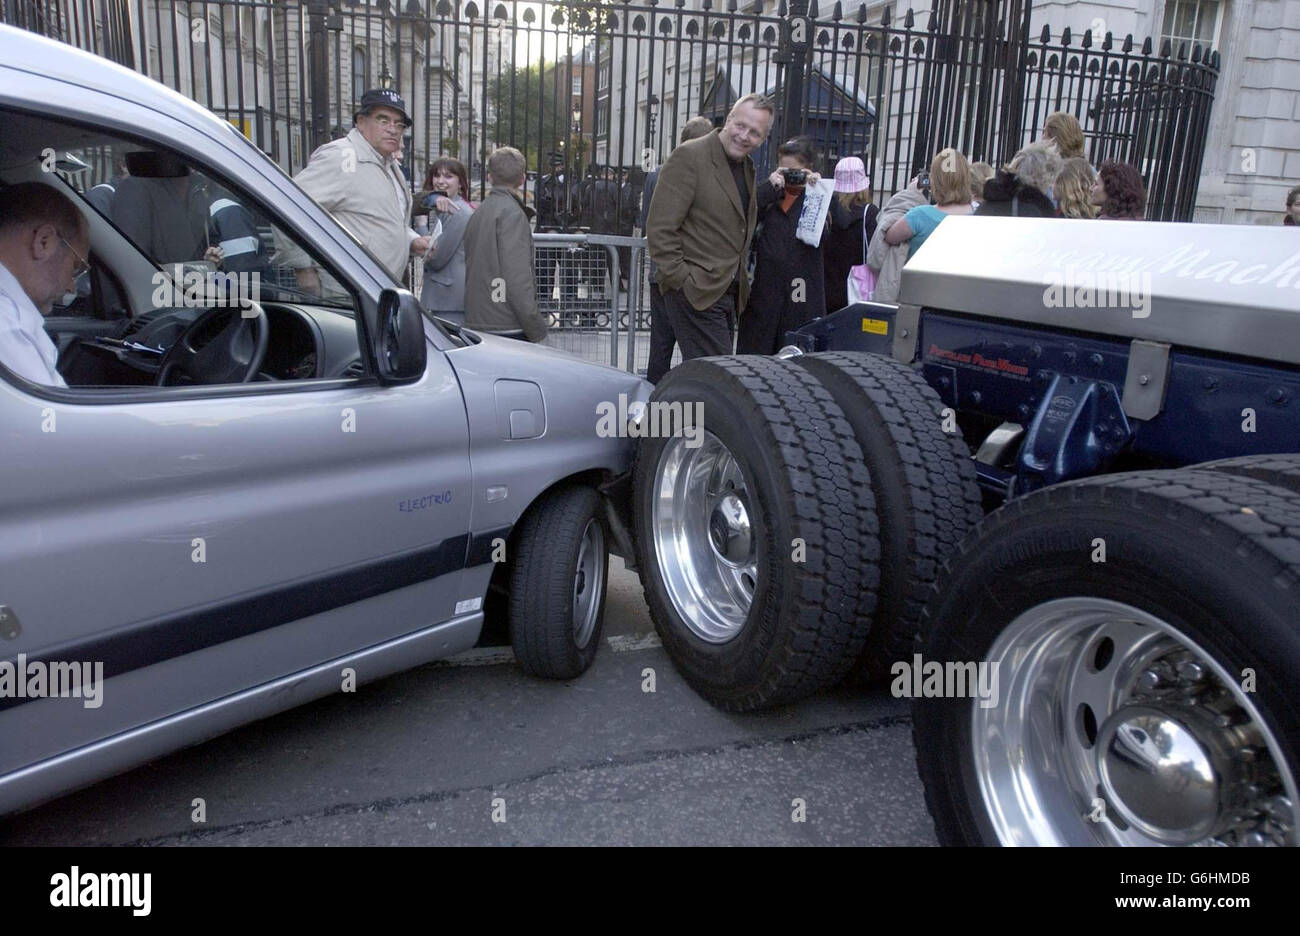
[14,85,1299,394]
[412,101,1293,374]
[191,90,1300,368]
[640,105,1175,364]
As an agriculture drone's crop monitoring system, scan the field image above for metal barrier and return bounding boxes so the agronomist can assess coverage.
[411,229,664,375]
[530,231,669,377]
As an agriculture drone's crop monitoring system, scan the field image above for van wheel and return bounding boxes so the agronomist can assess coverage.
[914,469,1300,846]
[633,357,880,711]
[509,485,608,679]
[792,351,982,683]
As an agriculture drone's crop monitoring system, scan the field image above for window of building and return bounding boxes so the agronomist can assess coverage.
[353,47,367,103]
[1161,0,1223,52]
[572,75,583,97]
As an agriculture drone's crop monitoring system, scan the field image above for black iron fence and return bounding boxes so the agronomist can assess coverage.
[4,0,1219,222]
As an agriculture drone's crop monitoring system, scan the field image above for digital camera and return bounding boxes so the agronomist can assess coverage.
[780,167,808,185]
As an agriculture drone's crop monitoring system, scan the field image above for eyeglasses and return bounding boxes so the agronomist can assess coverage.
[366,113,409,130]
[58,233,90,277]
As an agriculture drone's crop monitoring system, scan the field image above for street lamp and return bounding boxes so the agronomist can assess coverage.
[379,65,393,90]
[646,93,659,155]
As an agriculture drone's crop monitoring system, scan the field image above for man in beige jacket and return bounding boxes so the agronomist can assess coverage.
[463,147,549,342]
[646,94,774,358]
[281,89,431,292]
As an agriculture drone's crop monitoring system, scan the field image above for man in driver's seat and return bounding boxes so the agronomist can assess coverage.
[0,182,89,388]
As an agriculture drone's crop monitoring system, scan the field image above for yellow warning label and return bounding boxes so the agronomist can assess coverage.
[861,318,889,335]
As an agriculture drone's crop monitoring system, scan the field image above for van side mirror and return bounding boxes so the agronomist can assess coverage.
[375,288,427,383]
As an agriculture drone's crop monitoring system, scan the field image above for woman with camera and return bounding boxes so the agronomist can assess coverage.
[882,148,975,257]
[417,157,475,323]
[736,137,829,355]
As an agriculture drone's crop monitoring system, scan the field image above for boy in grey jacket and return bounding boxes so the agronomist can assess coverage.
[463,148,549,342]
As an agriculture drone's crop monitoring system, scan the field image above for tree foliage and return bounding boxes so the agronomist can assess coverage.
[487,63,569,170]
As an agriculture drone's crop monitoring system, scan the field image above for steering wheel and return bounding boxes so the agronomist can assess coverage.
[156,301,269,386]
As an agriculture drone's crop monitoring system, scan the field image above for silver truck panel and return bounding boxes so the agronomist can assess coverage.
[900,216,1300,366]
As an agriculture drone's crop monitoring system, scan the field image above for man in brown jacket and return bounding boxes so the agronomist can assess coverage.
[464,147,549,342]
[646,94,774,358]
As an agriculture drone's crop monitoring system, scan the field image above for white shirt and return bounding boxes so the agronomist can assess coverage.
[0,260,66,388]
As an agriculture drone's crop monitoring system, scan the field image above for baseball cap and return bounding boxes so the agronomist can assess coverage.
[833,156,869,193]
[355,88,413,130]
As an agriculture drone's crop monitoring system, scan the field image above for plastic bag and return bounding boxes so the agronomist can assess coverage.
[847,263,876,303]
[845,202,876,302]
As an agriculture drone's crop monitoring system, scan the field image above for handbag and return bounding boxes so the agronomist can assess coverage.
[846,205,877,302]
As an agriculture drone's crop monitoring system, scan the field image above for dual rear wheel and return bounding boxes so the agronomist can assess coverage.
[634,354,1300,847]
[914,466,1300,846]
[633,352,980,710]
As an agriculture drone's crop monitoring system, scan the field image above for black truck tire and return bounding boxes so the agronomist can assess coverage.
[633,356,880,711]
[914,468,1300,846]
[1197,453,1300,496]
[792,351,983,682]
[508,485,609,679]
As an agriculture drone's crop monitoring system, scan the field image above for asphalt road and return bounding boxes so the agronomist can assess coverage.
[1,559,936,846]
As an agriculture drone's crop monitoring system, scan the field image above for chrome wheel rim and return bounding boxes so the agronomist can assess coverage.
[974,597,1298,846]
[652,430,758,643]
[572,518,605,650]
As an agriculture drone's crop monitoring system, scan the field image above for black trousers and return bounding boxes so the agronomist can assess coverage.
[536,245,578,303]
[645,281,676,384]
[660,286,736,360]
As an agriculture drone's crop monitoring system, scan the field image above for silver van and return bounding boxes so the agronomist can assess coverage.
[0,25,649,814]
